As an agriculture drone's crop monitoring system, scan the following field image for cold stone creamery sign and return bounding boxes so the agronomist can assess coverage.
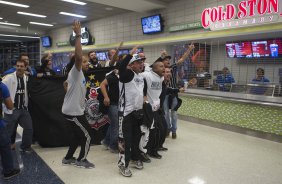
[201,0,281,31]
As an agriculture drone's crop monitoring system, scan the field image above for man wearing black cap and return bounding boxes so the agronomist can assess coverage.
[161,44,194,139]
[118,46,145,177]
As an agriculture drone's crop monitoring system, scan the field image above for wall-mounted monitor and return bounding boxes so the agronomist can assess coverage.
[226,41,252,58]
[41,36,52,47]
[267,39,282,58]
[252,41,269,57]
[226,43,236,58]
[96,52,107,61]
[141,14,163,34]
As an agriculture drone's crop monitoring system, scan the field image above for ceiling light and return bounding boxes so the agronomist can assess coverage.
[0,21,20,27]
[61,0,86,5]
[59,12,86,18]
[29,22,53,27]
[17,11,46,18]
[0,39,21,42]
[0,0,29,8]
[0,33,39,39]
[105,7,113,11]
[0,17,3,19]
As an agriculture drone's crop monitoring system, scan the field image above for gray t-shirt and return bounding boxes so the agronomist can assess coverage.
[62,65,86,116]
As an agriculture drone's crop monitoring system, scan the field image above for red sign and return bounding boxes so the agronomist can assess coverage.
[201,0,279,29]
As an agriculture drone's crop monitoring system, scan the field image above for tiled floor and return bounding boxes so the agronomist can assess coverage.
[3,120,282,184]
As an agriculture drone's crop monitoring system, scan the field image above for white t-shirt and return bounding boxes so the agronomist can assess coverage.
[119,72,144,116]
[62,65,86,116]
[141,71,164,111]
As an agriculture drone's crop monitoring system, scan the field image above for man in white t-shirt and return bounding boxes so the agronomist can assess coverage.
[61,20,94,169]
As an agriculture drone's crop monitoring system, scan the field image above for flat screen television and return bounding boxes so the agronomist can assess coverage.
[226,41,252,58]
[267,39,282,57]
[141,14,162,34]
[41,36,52,47]
[96,52,107,61]
[226,43,236,58]
[252,40,269,57]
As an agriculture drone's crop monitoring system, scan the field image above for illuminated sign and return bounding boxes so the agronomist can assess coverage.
[69,27,94,46]
[201,0,280,30]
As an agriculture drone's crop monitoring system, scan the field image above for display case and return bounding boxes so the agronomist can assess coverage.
[0,41,40,74]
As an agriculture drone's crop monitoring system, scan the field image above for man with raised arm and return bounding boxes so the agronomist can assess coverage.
[61,20,94,169]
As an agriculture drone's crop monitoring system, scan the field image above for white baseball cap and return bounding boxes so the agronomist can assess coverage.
[128,54,142,65]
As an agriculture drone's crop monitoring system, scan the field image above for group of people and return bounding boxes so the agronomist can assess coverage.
[0,20,193,178]
[60,21,195,177]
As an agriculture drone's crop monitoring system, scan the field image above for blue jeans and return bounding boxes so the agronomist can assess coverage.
[0,125,15,174]
[102,105,119,150]
[163,95,178,133]
[4,109,33,150]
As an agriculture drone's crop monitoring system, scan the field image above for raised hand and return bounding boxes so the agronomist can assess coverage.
[130,45,139,55]
[72,20,81,36]
[188,42,195,51]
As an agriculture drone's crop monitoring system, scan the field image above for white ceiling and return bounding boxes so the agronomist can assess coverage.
[0,0,174,42]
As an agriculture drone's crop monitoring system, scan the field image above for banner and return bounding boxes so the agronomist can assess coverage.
[28,67,114,147]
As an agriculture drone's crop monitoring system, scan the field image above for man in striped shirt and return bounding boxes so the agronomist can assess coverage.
[162,44,194,139]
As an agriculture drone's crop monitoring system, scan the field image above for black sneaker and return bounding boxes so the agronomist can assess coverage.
[149,152,162,159]
[140,153,151,163]
[19,147,33,154]
[158,147,168,151]
[4,169,21,180]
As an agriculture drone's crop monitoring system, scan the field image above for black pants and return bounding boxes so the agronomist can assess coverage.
[118,112,142,168]
[64,114,92,161]
[147,111,162,154]
[159,113,168,147]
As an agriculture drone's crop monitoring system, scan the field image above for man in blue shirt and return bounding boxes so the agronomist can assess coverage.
[216,67,235,91]
[0,81,21,179]
[250,68,270,95]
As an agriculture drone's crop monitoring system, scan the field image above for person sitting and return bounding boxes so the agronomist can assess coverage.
[36,54,56,77]
[215,67,235,91]
[250,68,270,95]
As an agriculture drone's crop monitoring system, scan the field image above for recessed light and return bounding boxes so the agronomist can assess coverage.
[0,17,3,19]
[61,0,86,5]
[105,7,113,11]
[0,21,20,27]
[59,12,86,18]
[0,33,39,39]
[0,0,29,8]
[17,12,46,18]
[29,22,54,27]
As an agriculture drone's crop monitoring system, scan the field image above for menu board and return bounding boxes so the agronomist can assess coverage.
[226,43,236,58]
[252,41,269,57]
[234,42,253,58]
[267,39,282,57]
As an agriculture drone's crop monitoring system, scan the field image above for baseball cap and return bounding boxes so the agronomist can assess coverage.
[129,54,142,65]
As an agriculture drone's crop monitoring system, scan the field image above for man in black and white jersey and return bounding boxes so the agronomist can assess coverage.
[162,43,194,139]
[61,20,94,169]
[2,59,33,153]
[118,46,145,177]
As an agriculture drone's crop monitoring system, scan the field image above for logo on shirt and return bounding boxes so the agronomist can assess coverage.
[151,81,162,90]
[85,88,109,130]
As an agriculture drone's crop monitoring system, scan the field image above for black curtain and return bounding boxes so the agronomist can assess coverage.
[28,67,114,147]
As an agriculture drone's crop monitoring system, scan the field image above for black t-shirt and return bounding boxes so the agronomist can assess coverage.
[106,72,119,105]
[14,76,25,109]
